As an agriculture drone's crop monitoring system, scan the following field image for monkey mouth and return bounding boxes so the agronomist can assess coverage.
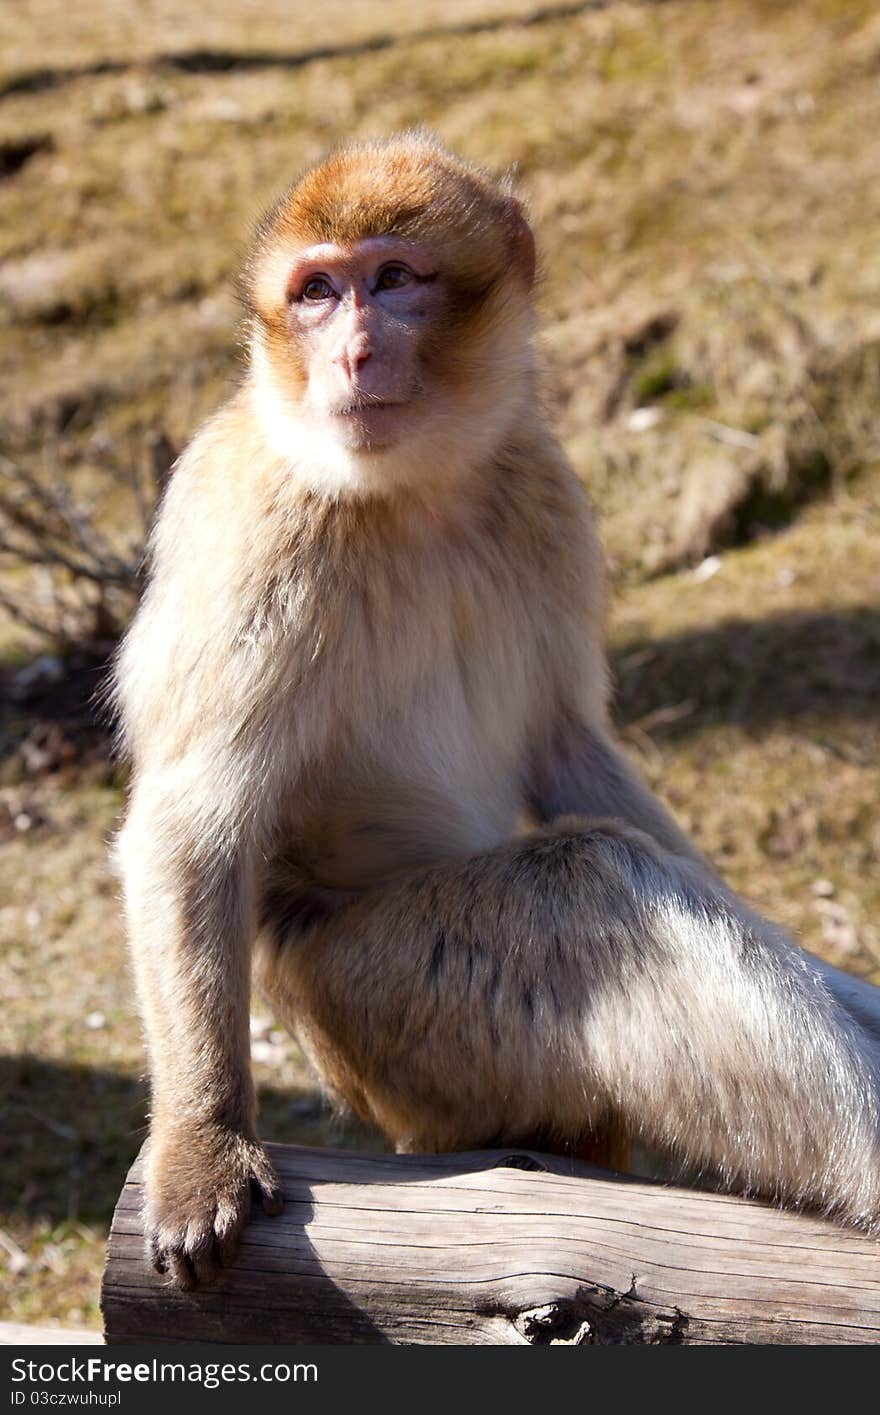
[333,398,408,416]
[331,399,413,450]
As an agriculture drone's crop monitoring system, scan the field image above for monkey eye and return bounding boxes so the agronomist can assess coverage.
[374,264,414,292]
[299,275,335,302]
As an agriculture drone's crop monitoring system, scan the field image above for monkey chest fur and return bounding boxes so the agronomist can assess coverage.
[266,520,543,892]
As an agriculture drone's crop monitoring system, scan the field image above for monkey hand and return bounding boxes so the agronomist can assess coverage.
[143,1123,284,1288]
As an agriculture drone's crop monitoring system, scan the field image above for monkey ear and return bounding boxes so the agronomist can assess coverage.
[505,197,536,288]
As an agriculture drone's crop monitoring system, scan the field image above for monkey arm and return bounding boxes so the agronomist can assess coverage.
[118,764,283,1287]
[525,705,703,863]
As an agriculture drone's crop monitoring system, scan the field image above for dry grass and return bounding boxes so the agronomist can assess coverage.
[1,0,878,1331]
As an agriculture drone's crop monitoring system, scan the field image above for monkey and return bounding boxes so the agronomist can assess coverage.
[114,133,880,1290]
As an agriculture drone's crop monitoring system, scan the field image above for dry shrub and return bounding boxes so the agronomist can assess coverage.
[0,432,174,652]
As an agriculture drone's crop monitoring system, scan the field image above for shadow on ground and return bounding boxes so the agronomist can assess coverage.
[611,606,880,736]
[0,1054,383,1229]
[0,1,611,98]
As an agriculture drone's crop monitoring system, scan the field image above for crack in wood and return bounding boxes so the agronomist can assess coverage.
[495,1153,549,1172]
[512,1282,689,1345]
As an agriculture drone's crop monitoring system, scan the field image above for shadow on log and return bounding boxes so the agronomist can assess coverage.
[102,1144,880,1345]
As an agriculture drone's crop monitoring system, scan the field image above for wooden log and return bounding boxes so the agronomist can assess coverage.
[102,1143,880,1345]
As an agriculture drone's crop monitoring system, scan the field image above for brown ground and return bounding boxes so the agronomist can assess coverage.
[1,0,878,1330]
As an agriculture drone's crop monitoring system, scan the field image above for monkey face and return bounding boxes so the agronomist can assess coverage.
[283,234,444,452]
[243,134,537,496]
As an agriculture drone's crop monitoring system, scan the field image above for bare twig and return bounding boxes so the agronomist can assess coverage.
[0,434,168,649]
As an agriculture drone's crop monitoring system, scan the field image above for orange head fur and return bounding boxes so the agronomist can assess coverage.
[243,134,538,497]
[246,133,534,329]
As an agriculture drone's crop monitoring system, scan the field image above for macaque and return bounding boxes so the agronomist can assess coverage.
[115,133,880,1289]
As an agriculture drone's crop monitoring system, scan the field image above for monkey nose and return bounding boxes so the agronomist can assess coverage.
[332,341,371,379]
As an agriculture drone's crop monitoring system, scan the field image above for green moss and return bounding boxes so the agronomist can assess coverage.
[663,381,715,411]
[633,352,682,402]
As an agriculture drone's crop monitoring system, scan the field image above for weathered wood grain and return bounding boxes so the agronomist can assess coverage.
[101,1144,880,1345]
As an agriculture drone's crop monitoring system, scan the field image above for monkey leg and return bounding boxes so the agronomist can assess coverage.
[255,817,880,1228]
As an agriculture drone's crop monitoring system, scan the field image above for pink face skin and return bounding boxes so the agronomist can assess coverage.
[286,237,444,452]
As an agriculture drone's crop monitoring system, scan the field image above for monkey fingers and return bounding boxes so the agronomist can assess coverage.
[143,1129,283,1289]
